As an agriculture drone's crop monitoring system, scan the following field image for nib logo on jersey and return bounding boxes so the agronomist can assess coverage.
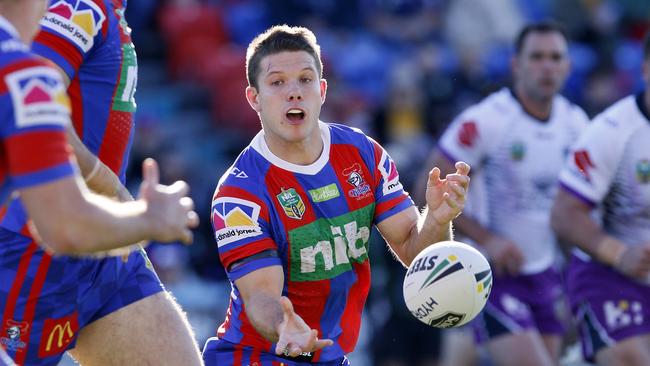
[379,151,403,195]
[42,0,106,52]
[212,197,262,247]
[6,67,70,128]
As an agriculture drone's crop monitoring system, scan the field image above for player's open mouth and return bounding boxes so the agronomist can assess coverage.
[286,108,305,123]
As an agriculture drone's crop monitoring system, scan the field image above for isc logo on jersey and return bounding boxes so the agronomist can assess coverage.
[41,0,106,52]
[6,67,70,128]
[212,197,262,247]
[379,151,403,195]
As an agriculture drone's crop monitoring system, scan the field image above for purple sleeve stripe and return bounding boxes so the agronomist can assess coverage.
[227,257,282,281]
[12,162,75,189]
[559,181,596,208]
[375,198,414,224]
[31,42,75,81]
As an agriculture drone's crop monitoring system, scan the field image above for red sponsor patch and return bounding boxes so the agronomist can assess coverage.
[574,149,595,181]
[39,312,78,358]
[457,121,478,147]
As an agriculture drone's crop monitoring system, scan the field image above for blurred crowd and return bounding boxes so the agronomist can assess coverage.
[118,0,649,364]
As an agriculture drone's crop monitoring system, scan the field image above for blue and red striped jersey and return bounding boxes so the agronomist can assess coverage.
[211,122,413,362]
[0,16,74,205]
[1,0,136,234]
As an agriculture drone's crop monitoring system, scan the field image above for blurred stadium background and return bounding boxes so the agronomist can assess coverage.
[62,0,650,365]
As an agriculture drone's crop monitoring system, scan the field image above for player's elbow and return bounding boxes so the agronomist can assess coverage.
[37,225,87,255]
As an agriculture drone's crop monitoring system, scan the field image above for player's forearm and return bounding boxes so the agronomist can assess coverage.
[50,192,154,254]
[403,207,452,265]
[551,199,625,266]
[244,292,285,343]
[66,127,125,198]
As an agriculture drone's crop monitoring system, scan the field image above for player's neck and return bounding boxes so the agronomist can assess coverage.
[644,90,650,116]
[264,131,324,166]
[513,85,552,121]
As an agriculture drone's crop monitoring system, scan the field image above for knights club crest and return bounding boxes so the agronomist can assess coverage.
[277,188,306,219]
[343,163,371,199]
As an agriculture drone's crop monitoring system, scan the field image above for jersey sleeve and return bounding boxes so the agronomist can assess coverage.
[437,108,497,168]
[211,184,281,281]
[368,139,414,223]
[33,0,108,80]
[558,115,624,206]
[1,61,75,188]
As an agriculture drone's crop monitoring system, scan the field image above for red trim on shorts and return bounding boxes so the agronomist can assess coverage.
[13,252,52,364]
[233,343,243,365]
[0,242,37,354]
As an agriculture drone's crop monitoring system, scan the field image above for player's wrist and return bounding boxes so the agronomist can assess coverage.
[595,236,626,267]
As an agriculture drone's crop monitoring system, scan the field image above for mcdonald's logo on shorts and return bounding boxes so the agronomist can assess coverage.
[38,312,78,358]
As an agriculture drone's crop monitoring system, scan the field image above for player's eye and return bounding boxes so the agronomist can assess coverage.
[271,80,284,86]
[300,77,312,83]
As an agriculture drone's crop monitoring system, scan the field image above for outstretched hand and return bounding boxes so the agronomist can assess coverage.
[426,161,470,225]
[138,158,199,244]
[275,297,333,357]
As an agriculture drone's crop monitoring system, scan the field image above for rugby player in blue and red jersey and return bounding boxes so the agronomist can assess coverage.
[202,25,471,365]
[0,1,202,365]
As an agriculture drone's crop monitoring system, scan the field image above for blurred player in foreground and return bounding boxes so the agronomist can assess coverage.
[551,33,650,366]
[201,25,470,365]
[420,21,588,366]
[0,1,203,365]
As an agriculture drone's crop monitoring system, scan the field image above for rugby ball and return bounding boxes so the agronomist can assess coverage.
[403,240,492,328]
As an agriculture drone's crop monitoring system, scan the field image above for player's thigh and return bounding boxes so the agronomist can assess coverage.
[69,291,202,366]
[595,334,650,366]
[486,330,554,366]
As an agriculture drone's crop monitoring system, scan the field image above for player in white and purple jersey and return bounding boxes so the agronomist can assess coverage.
[551,33,650,366]
[202,25,471,366]
[423,22,589,366]
[0,2,200,365]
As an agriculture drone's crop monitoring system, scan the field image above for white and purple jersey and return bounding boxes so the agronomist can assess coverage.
[560,94,650,252]
[439,88,588,274]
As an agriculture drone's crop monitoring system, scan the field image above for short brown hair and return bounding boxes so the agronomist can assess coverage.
[514,21,568,55]
[245,25,323,89]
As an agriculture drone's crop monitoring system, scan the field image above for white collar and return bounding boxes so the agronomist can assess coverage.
[251,121,331,175]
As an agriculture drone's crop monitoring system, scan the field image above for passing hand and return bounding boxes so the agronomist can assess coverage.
[426,161,470,225]
[138,158,199,244]
[275,297,333,357]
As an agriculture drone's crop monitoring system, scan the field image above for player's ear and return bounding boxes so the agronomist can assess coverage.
[246,86,261,113]
[510,55,520,79]
[320,78,327,104]
[643,59,650,86]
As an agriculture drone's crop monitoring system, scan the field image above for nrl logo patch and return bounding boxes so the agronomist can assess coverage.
[277,188,306,219]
